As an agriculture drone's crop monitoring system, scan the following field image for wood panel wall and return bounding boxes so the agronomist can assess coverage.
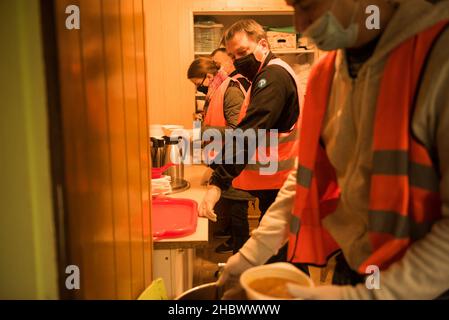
[144,0,293,129]
[53,0,152,299]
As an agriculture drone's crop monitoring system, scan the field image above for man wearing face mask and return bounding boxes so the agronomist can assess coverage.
[218,0,449,300]
[211,47,251,92]
[199,19,301,232]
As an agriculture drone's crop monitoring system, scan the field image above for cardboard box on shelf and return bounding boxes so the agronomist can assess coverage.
[267,31,297,50]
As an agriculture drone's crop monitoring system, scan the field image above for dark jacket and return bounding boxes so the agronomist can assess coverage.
[209,52,300,192]
[204,77,254,201]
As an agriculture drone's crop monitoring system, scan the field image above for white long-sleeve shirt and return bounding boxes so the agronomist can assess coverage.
[239,0,449,299]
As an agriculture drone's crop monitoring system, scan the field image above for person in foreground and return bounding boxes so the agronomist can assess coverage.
[218,0,449,299]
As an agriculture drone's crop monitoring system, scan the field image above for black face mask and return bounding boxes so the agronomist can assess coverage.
[196,75,209,95]
[234,53,261,81]
[197,85,209,95]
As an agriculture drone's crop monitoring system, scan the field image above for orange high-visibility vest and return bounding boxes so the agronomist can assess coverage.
[287,20,448,272]
[203,73,248,128]
[232,58,300,191]
[203,73,248,163]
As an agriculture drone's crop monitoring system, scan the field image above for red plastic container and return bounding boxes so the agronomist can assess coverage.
[151,163,174,179]
[152,197,198,241]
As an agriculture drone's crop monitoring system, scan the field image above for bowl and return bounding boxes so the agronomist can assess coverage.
[240,262,314,300]
[175,282,222,300]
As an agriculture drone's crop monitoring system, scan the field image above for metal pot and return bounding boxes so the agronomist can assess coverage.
[150,137,166,168]
[164,136,189,190]
[175,282,223,300]
[150,135,189,192]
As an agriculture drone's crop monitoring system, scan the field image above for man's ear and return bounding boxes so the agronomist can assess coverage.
[259,38,270,54]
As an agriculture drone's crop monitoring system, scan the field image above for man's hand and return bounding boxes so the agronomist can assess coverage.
[287,283,345,300]
[198,185,221,222]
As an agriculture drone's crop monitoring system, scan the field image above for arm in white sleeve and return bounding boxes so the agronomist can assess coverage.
[239,165,297,266]
[341,214,449,299]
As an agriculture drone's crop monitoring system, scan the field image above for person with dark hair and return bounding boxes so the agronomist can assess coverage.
[196,49,253,253]
[187,56,252,254]
[187,57,246,129]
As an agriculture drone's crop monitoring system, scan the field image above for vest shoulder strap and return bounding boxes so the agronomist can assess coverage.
[228,75,248,96]
[267,58,303,130]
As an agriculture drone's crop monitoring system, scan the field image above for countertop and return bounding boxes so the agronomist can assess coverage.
[153,164,209,250]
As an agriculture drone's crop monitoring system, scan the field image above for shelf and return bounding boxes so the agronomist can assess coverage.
[194,51,213,56]
[193,10,294,16]
[273,48,315,54]
[194,48,315,56]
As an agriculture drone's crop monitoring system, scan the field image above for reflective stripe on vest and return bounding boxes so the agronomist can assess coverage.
[232,58,300,191]
[287,20,448,271]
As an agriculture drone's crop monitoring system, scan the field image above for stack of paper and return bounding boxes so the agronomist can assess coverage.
[151,175,172,196]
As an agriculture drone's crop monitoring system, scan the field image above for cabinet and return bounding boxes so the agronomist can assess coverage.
[153,248,195,299]
[151,165,209,299]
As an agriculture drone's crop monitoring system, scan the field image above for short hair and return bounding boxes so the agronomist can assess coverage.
[210,47,227,58]
[223,19,267,45]
[187,57,220,79]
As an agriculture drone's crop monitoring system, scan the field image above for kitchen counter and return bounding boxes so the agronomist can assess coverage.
[153,164,209,250]
[152,164,210,298]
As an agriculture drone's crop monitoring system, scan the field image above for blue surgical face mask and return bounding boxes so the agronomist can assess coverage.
[303,0,360,51]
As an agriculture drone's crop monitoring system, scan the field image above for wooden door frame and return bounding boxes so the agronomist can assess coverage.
[39,0,72,300]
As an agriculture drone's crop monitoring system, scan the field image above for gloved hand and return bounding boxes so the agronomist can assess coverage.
[217,252,255,299]
[198,185,221,222]
[221,282,247,300]
[200,167,214,186]
[286,283,345,300]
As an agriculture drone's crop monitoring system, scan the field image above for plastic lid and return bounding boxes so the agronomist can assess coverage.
[164,136,180,145]
[152,198,198,240]
[267,26,297,34]
[151,137,165,147]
